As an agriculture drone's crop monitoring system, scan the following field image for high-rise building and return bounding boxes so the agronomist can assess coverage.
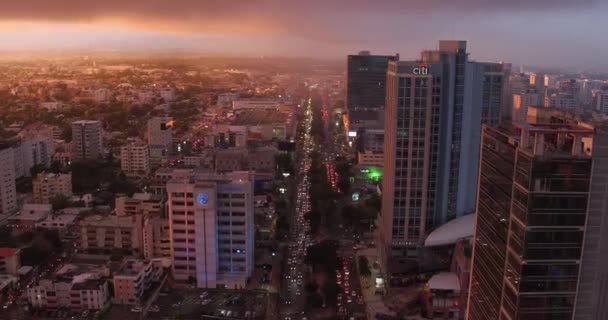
[32,172,72,204]
[467,107,608,320]
[347,51,398,112]
[13,136,51,178]
[380,41,508,260]
[512,91,540,123]
[120,142,150,177]
[0,145,17,214]
[71,120,103,160]
[147,117,173,159]
[593,90,608,113]
[166,171,254,289]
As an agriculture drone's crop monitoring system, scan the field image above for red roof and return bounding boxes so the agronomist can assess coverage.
[0,248,18,258]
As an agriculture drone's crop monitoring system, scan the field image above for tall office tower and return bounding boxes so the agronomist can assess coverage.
[467,107,608,320]
[0,145,17,214]
[166,171,254,289]
[380,41,507,259]
[347,51,398,111]
[147,117,173,159]
[71,120,103,160]
[120,142,150,177]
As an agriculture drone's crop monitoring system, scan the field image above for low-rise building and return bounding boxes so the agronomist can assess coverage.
[79,215,144,256]
[113,259,163,305]
[357,151,384,167]
[32,172,72,204]
[0,248,21,275]
[115,193,164,217]
[9,204,52,228]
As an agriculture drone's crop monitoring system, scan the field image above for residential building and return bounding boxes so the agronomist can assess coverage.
[347,51,398,111]
[147,117,173,159]
[13,136,52,178]
[115,193,164,217]
[380,41,508,263]
[467,108,606,320]
[9,204,52,228]
[32,172,72,204]
[28,276,109,311]
[166,171,254,289]
[113,259,163,305]
[512,90,540,124]
[0,145,17,214]
[160,88,176,102]
[0,248,21,276]
[593,90,608,113]
[357,151,384,167]
[72,120,103,160]
[143,216,171,259]
[120,142,150,177]
[79,215,144,256]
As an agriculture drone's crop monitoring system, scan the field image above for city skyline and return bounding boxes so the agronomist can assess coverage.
[0,1,606,70]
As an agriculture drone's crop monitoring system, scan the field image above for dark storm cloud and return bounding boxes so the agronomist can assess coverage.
[0,0,596,32]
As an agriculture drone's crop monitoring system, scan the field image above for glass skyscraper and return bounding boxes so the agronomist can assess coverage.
[467,107,608,319]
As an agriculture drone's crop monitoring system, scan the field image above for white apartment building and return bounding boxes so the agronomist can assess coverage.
[13,136,52,178]
[120,142,150,177]
[72,120,103,160]
[147,117,173,159]
[166,171,254,289]
[0,146,17,214]
[28,277,109,310]
[32,172,72,204]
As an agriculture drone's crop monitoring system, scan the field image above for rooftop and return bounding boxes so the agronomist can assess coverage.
[427,272,460,291]
[424,214,475,247]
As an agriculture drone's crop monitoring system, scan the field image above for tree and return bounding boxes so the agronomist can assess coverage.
[358,256,372,277]
[305,282,319,294]
[50,194,71,211]
[322,281,341,306]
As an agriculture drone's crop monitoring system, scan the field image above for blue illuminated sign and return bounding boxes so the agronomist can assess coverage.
[196,193,209,205]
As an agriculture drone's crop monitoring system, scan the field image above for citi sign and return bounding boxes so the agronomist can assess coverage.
[413,64,429,75]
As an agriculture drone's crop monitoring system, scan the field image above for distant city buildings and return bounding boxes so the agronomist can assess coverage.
[71,120,103,161]
[166,171,254,289]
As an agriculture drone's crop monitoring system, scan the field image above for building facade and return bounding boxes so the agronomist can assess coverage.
[0,146,17,214]
[147,117,173,159]
[120,142,150,177]
[380,41,508,262]
[166,171,254,289]
[71,120,103,160]
[347,51,398,111]
[467,113,604,320]
[32,172,72,204]
[79,215,144,256]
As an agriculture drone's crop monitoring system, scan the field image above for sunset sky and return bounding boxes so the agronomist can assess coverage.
[0,0,606,69]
